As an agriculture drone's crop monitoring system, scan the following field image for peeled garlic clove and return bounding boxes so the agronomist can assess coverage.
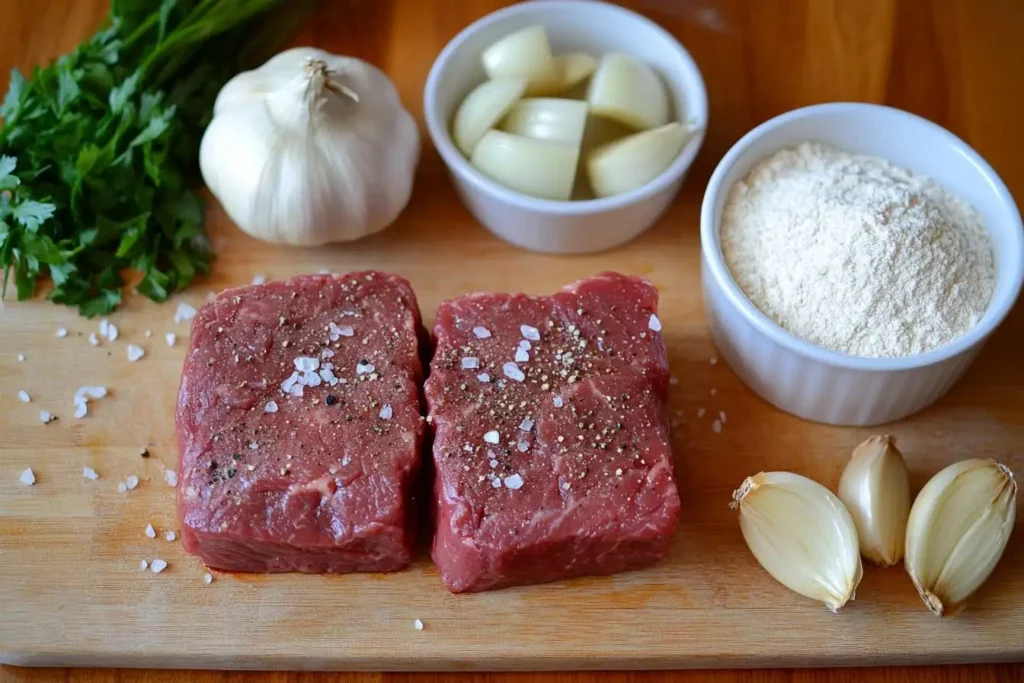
[501,98,588,146]
[837,435,911,567]
[587,122,687,198]
[481,25,560,95]
[587,53,670,130]
[905,459,1016,617]
[732,471,863,612]
[470,130,578,201]
[452,77,528,157]
[554,53,597,91]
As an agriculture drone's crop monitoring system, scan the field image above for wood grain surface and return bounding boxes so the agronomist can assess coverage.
[2,0,1024,681]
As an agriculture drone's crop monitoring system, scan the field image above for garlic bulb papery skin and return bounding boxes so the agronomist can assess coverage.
[731,471,863,612]
[905,459,1017,617]
[837,435,911,567]
[200,47,420,246]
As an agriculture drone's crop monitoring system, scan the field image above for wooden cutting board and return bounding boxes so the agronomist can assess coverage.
[2,0,1023,672]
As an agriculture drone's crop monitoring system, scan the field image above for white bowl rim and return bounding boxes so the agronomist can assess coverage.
[701,101,1024,372]
[423,0,709,215]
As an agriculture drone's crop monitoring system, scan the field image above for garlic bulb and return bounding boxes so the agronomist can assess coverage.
[837,435,911,566]
[731,471,863,612]
[905,459,1016,617]
[200,47,419,246]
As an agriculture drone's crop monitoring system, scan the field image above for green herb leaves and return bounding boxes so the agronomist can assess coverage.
[0,0,303,316]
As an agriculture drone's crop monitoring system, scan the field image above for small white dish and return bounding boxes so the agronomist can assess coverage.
[701,103,1024,426]
[424,0,707,254]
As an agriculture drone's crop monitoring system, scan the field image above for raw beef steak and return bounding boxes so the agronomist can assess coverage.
[425,272,680,592]
[176,272,425,573]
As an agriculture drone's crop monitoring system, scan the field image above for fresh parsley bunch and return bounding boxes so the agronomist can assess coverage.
[0,0,308,316]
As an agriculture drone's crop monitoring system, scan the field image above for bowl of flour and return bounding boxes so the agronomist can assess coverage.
[701,103,1023,426]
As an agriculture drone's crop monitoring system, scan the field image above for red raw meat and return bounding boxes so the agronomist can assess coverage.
[425,272,680,592]
[176,272,425,573]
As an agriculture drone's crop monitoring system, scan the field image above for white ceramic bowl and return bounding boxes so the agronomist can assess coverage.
[701,103,1024,426]
[424,0,707,254]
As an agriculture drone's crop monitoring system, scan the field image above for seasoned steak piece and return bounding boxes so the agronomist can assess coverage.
[425,272,680,592]
[176,272,425,573]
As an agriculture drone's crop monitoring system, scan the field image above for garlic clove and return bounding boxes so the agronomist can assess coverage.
[586,53,670,131]
[837,435,911,567]
[501,98,589,146]
[470,130,578,201]
[481,25,560,96]
[554,53,598,92]
[452,78,528,157]
[905,459,1016,617]
[587,122,687,198]
[731,471,863,612]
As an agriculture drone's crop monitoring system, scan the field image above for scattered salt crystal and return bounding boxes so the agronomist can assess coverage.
[648,314,662,332]
[83,467,98,481]
[710,388,718,396]
[697,407,706,418]
[117,482,127,493]
[150,559,168,574]
[514,347,530,363]
[553,395,564,408]
[379,404,393,420]
[165,531,176,542]
[413,619,424,631]
[491,478,502,488]
[669,376,679,386]
[461,357,479,369]
[561,481,571,491]
[712,419,722,434]
[174,302,197,324]
[503,362,525,382]
[125,475,139,491]
[203,573,213,584]
[321,348,335,359]
[473,326,491,339]
[127,344,145,362]
[328,322,355,341]
[17,390,30,403]
[145,524,156,539]
[144,330,152,338]
[356,361,375,375]
[477,373,490,383]
[251,274,266,285]
[264,401,278,414]
[140,560,149,571]
[105,323,119,342]
[294,356,320,373]
[489,459,499,468]
[483,430,500,444]
[77,386,107,399]
[710,356,719,365]
[719,411,727,424]
[17,354,24,362]
[519,340,532,351]
[516,438,530,452]
[165,469,178,487]
[74,402,88,419]
[19,468,35,486]
[520,324,540,341]
[88,333,100,346]
[319,367,338,385]
[56,327,68,338]
[519,418,534,432]
[503,473,524,490]
[165,333,177,347]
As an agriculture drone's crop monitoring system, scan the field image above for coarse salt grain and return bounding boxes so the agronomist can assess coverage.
[88,332,100,346]
[83,467,98,480]
[553,395,564,408]
[413,619,424,631]
[519,418,534,432]
[712,419,722,434]
[74,402,88,419]
[473,326,491,339]
[144,330,152,338]
[477,373,490,383]
[719,411,727,424]
[165,531,177,542]
[503,473,524,490]
[710,356,719,365]
[56,327,68,338]
[515,347,530,363]
[264,401,279,413]
[204,573,213,584]
[127,344,145,362]
[697,407,706,418]
[117,482,127,493]
[125,475,139,490]
[150,559,168,574]
[105,323,119,342]
[17,353,25,362]
[519,339,532,351]
[517,437,530,452]
[165,469,178,487]
[503,362,525,382]
[483,430,500,444]
[251,274,266,285]
[491,478,502,488]
[520,324,540,341]
[17,390,30,403]
[461,357,479,369]
[19,468,35,486]
[648,314,662,332]
[294,356,320,373]
[140,560,149,570]
[174,302,197,324]
[356,361,375,375]
[379,404,393,420]
[145,524,156,538]
[710,388,718,396]
[165,333,177,347]
[489,458,499,468]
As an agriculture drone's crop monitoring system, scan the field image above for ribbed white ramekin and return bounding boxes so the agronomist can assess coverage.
[701,103,1024,426]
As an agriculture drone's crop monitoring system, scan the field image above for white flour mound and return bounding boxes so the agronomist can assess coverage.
[721,142,995,358]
